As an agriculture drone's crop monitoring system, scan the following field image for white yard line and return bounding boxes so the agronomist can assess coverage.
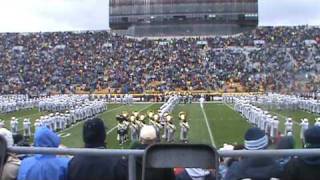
[106,126,119,135]
[106,103,155,135]
[223,102,235,111]
[200,104,216,147]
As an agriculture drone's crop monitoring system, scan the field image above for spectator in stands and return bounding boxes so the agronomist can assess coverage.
[0,128,20,180]
[218,143,246,179]
[175,168,215,180]
[137,125,175,180]
[276,136,295,171]
[282,126,320,180]
[17,126,69,180]
[0,26,319,95]
[124,125,175,180]
[217,144,235,179]
[224,127,281,180]
[67,118,125,180]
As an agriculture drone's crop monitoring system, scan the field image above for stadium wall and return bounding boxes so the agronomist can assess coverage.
[110,0,258,36]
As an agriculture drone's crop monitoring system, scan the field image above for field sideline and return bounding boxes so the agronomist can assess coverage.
[1,102,319,149]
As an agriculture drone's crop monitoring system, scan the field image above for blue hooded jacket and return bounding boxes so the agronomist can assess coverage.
[18,127,70,180]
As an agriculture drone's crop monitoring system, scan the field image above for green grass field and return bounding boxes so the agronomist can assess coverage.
[0,102,319,149]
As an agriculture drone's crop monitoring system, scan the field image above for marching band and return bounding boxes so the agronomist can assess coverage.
[115,110,190,145]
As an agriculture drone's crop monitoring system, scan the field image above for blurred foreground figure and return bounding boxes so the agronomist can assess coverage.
[67,118,126,180]
[18,127,70,180]
[0,128,20,180]
[282,126,320,180]
[224,127,281,180]
[120,125,176,180]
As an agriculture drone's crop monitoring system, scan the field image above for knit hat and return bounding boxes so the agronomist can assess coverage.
[244,127,268,150]
[0,128,14,147]
[276,136,295,149]
[140,125,156,141]
[83,118,106,148]
[304,126,320,148]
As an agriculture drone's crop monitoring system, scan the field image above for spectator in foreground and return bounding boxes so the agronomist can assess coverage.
[217,144,235,179]
[276,136,295,171]
[0,128,20,180]
[139,125,175,180]
[282,126,320,180]
[176,168,215,180]
[17,126,70,180]
[224,127,281,180]
[67,118,125,180]
[124,125,175,180]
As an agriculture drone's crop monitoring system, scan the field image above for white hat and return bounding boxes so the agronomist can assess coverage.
[139,125,156,141]
[0,128,14,147]
[287,131,293,136]
[219,144,234,151]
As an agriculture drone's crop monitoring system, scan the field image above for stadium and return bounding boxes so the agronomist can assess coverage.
[0,0,320,180]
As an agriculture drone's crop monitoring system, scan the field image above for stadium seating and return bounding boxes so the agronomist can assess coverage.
[0,27,319,95]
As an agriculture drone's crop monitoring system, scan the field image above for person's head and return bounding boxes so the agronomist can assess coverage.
[0,128,14,147]
[34,126,60,148]
[83,118,106,148]
[276,136,295,149]
[304,126,320,148]
[139,125,156,145]
[233,144,245,150]
[244,127,269,150]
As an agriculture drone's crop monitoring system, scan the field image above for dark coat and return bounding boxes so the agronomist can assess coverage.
[282,156,320,180]
[224,157,281,180]
[67,148,126,180]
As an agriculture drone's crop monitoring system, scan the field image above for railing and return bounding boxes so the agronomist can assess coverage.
[3,146,320,180]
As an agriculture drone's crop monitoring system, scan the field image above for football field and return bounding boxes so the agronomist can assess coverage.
[0,102,319,149]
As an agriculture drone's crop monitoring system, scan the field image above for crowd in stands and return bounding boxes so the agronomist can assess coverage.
[0,26,319,95]
[1,117,320,180]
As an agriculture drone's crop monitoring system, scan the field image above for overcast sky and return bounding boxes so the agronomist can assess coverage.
[259,0,320,26]
[0,0,319,32]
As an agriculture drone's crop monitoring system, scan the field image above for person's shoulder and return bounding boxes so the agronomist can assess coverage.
[286,156,301,166]
[57,156,71,164]
[282,156,302,173]
[20,156,36,164]
[70,154,120,164]
[224,160,245,178]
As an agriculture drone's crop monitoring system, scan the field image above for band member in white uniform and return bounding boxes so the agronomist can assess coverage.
[179,112,190,143]
[23,118,32,138]
[284,118,294,136]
